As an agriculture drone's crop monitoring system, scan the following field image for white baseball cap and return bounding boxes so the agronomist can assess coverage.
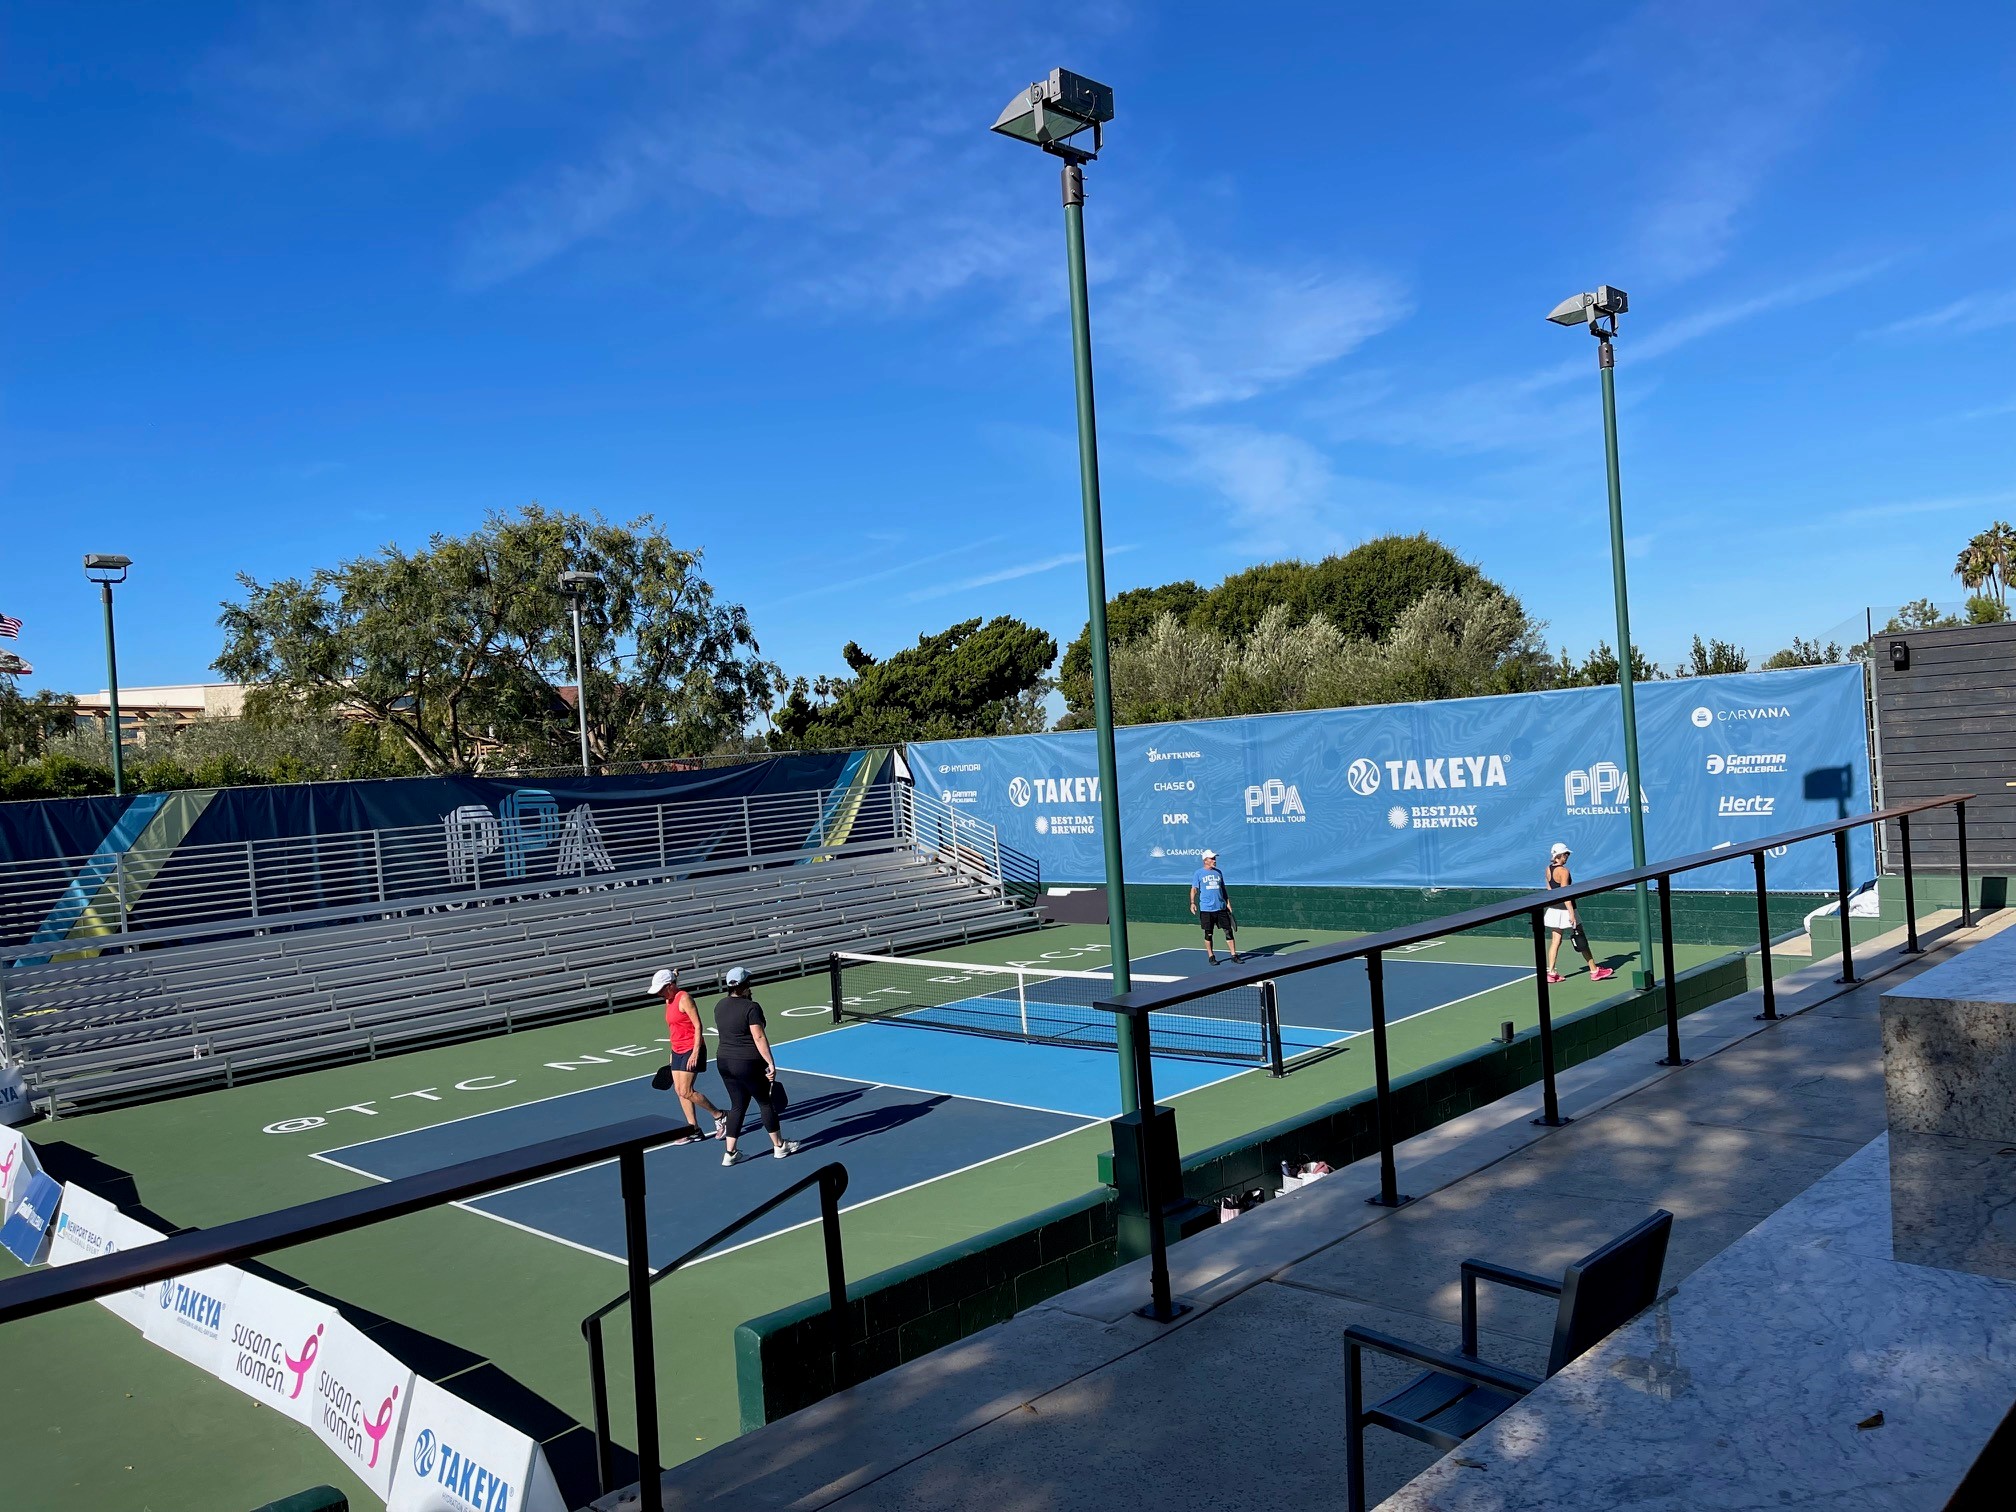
[648,967,678,994]
[1550,842,1571,858]
[1202,848,1217,860]
[724,965,751,988]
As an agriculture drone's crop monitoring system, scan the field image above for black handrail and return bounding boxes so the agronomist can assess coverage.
[1097,792,1976,1320]
[0,1115,691,1512]
[580,1162,851,1499]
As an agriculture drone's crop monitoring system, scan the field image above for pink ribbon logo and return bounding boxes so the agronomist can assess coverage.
[0,1149,15,1188]
[363,1386,400,1468]
[285,1324,322,1399]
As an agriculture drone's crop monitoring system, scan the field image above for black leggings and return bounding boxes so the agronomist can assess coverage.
[719,1058,779,1139]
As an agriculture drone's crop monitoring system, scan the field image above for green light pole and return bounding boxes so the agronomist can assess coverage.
[991,70,1141,1111]
[83,553,132,798]
[1549,288,1654,989]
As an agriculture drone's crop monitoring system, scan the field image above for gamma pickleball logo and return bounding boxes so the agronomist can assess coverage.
[1346,758,1382,796]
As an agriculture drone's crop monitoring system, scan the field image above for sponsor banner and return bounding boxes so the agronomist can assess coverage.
[909,665,1872,893]
[46,1184,164,1328]
[0,1062,30,1126]
[309,1318,415,1501]
[389,1373,567,1512]
[0,1170,62,1265]
[219,1274,338,1428]
[0,1124,40,1217]
[143,1262,246,1375]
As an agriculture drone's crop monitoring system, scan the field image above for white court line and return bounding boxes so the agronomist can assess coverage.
[309,1148,630,1264]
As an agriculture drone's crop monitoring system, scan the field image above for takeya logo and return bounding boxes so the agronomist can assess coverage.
[1349,756,1510,795]
[1009,775,1101,807]
[411,1427,518,1512]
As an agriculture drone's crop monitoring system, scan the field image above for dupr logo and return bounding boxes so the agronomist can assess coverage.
[1007,777,1032,808]
[1347,758,1382,796]
[1244,779,1307,823]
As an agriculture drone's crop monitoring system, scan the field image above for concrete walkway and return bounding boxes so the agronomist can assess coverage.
[600,907,2010,1512]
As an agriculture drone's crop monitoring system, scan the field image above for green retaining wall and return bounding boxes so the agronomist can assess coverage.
[735,953,1750,1429]
[734,1190,1117,1433]
[1121,883,1816,947]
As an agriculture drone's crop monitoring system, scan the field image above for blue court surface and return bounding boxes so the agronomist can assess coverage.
[316,946,1530,1266]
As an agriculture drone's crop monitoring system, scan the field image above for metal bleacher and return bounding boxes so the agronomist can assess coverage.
[0,781,1041,1113]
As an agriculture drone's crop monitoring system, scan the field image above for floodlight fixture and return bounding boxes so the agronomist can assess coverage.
[558,570,605,596]
[83,552,132,583]
[991,68,1114,162]
[1547,285,1629,331]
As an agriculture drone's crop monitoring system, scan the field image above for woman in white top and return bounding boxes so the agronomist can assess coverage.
[1544,842,1616,984]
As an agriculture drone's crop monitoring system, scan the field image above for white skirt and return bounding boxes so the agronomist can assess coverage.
[1543,905,1574,931]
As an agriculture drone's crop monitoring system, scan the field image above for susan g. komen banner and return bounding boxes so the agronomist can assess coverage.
[45,1183,164,1328]
[307,1317,415,1502]
[0,1124,41,1218]
[389,1373,567,1512]
[218,1273,339,1429]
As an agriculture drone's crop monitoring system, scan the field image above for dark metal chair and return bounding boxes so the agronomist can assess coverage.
[1343,1209,1673,1512]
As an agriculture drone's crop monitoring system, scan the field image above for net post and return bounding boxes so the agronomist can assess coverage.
[1365,950,1409,1209]
[828,952,844,1024]
[1262,980,1284,1077]
[1018,967,1030,1039]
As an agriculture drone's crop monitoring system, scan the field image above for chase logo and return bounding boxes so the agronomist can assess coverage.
[1347,758,1382,796]
[1007,777,1032,808]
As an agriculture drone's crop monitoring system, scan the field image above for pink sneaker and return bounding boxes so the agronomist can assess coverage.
[1590,966,1616,982]
[1546,972,1566,984]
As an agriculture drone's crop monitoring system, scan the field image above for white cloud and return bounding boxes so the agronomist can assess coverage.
[1865,286,2016,340]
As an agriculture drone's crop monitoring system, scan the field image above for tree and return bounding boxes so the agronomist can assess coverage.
[1554,641,1662,687]
[1883,598,1960,632]
[0,675,78,762]
[216,506,779,773]
[1061,535,1515,725]
[774,616,1057,748]
[1679,635,1749,677]
[1954,520,2016,609]
[1965,594,2011,625]
[1762,636,1845,669]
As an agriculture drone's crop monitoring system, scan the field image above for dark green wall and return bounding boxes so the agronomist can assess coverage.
[734,953,1749,1427]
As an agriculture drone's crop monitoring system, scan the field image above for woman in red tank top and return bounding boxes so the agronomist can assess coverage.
[651,967,726,1144]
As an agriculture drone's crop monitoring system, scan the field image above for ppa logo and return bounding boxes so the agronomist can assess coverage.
[1244,779,1306,823]
[1346,758,1382,795]
[1564,763,1649,816]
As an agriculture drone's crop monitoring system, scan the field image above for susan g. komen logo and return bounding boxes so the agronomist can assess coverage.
[287,1323,323,1400]
[364,1387,400,1467]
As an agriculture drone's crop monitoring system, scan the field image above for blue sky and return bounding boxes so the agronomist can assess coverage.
[4,1,2013,702]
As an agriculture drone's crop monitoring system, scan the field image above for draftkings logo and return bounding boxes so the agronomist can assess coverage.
[1144,746,1202,763]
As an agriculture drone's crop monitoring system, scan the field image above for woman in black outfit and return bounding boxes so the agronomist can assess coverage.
[714,966,800,1167]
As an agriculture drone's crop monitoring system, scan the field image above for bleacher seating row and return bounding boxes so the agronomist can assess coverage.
[0,839,1042,1113]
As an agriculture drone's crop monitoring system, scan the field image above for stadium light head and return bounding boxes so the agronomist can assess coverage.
[1547,285,1629,329]
[558,570,605,597]
[991,68,1114,161]
[83,552,132,584]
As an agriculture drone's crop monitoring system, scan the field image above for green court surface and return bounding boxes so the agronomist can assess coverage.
[0,918,1751,1511]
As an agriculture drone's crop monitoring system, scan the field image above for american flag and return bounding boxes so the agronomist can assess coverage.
[0,613,21,639]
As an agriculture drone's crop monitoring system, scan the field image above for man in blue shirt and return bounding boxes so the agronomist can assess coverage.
[1190,848,1239,964]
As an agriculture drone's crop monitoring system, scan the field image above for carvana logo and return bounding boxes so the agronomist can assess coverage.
[1347,758,1382,796]
[1691,707,1713,727]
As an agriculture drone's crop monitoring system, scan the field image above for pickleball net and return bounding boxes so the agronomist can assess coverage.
[829,950,1280,1065]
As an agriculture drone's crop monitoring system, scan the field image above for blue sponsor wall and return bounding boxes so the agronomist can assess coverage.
[910,665,1871,893]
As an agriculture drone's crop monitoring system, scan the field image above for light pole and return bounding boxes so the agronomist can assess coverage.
[992,70,1143,1110]
[1548,286,1654,991]
[559,571,604,777]
[83,553,132,797]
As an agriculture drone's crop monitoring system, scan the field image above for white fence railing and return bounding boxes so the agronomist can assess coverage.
[0,781,1020,959]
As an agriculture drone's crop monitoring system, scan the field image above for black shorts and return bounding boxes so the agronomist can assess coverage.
[1200,908,1234,933]
[671,1042,707,1075]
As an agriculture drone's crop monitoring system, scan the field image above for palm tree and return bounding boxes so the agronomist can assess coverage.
[1985,521,2016,607]
[1955,536,1993,599]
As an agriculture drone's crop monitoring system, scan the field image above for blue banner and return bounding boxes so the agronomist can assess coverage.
[911,665,1871,893]
[0,1171,62,1265]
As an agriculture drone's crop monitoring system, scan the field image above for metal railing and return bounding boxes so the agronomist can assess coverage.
[0,781,1014,959]
[1099,793,1976,1321]
[0,1116,690,1511]
[580,1163,851,1500]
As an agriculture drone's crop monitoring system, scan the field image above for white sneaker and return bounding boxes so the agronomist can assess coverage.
[772,1140,801,1160]
[709,1118,728,1140]
[722,1148,744,1168]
